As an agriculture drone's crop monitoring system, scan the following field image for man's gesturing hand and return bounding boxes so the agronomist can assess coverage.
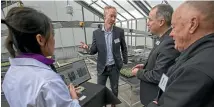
[79,42,88,49]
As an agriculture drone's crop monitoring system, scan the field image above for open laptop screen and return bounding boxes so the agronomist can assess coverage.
[57,59,91,86]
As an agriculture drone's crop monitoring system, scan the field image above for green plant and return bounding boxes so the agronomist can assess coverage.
[1,62,10,67]
[120,68,133,78]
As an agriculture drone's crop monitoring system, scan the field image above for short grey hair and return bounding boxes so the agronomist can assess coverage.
[104,6,117,17]
[153,4,174,26]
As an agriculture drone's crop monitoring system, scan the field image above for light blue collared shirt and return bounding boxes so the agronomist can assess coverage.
[102,26,115,66]
[2,58,80,107]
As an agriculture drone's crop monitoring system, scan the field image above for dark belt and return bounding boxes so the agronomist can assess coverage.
[105,64,115,72]
[106,64,115,68]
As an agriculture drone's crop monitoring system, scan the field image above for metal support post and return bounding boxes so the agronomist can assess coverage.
[82,6,87,44]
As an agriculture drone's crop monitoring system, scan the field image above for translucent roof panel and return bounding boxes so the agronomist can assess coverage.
[142,0,163,8]
[84,0,184,21]
[141,0,185,9]
[112,0,144,18]
[84,0,92,4]
[84,0,103,14]
[93,0,126,21]
[84,0,126,21]
[129,0,148,17]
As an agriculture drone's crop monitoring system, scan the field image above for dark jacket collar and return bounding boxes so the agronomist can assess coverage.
[179,33,214,61]
[159,28,172,42]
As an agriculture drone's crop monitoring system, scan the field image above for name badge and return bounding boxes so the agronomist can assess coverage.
[156,41,160,45]
[158,74,168,92]
[79,95,86,101]
[114,38,120,44]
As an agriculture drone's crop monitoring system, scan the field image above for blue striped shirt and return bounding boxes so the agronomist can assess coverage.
[102,26,115,66]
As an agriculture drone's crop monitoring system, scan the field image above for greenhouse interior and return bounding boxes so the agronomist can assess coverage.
[1,0,194,107]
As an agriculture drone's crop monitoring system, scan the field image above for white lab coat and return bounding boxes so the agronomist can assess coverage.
[2,57,81,107]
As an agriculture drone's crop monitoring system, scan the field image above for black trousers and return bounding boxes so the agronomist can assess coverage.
[97,64,119,97]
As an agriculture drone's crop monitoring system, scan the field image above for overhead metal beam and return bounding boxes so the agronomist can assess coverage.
[88,0,98,6]
[52,21,104,23]
[133,1,150,16]
[123,28,151,35]
[52,21,104,29]
[127,0,146,17]
[116,18,146,23]
[113,0,136,19]
[75,1,104,19]
[101,0,128,21]
[1,21,104,37]
[52,21,151,35]
[2,21,151,37]
[125,35,153,37]
[143,0,152,9]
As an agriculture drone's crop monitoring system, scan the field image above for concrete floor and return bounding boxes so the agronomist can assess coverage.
[84,58,144,107]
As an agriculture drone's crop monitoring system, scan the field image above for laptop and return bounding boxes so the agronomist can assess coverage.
[56,59,91,87]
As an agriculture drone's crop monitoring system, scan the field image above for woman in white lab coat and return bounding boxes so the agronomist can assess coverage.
[2,7,81,107]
